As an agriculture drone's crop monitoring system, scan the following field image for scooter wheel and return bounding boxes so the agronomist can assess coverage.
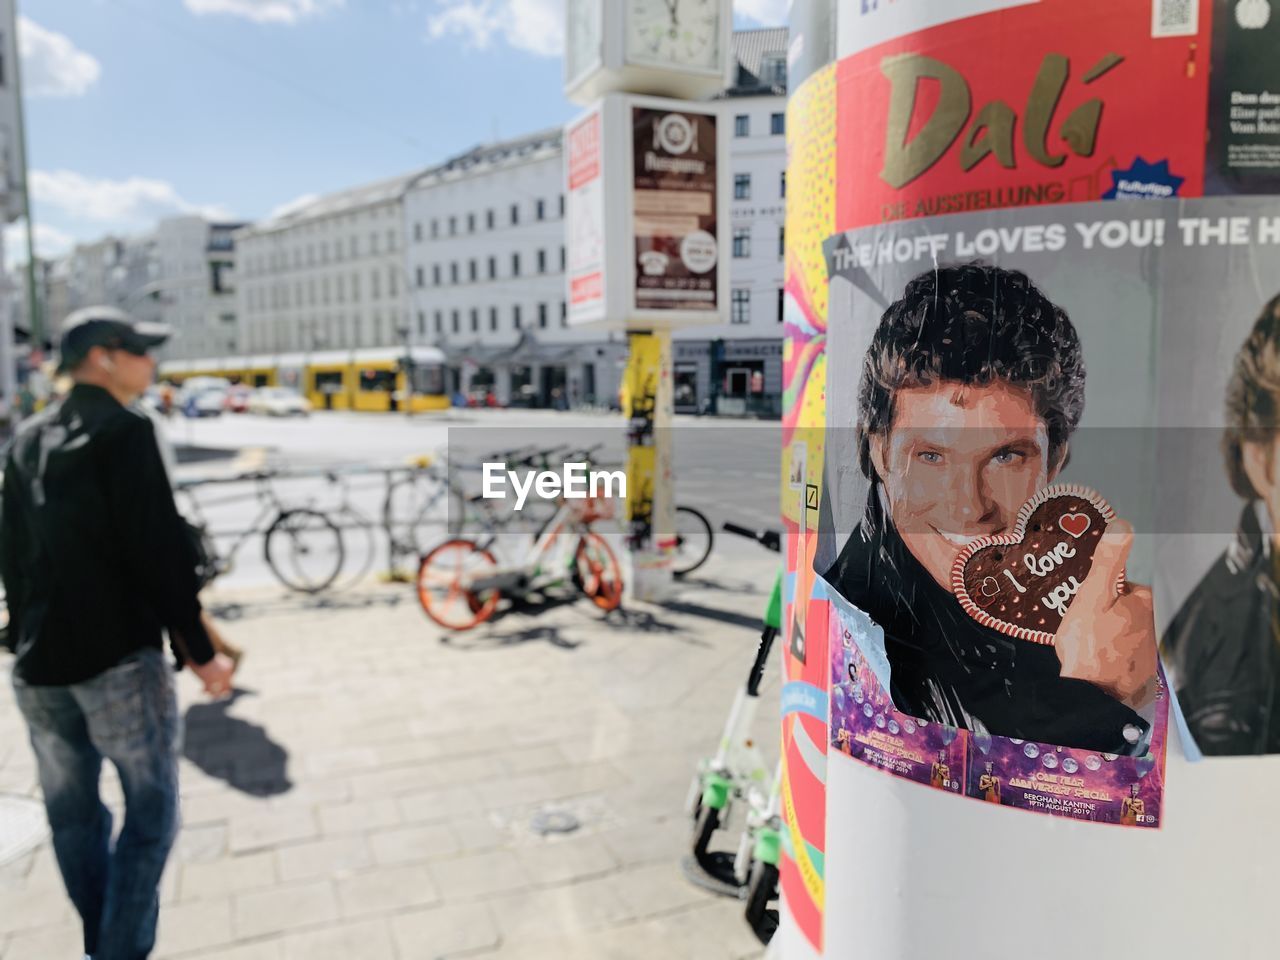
[691,803,721,872]
[744,859,780,944]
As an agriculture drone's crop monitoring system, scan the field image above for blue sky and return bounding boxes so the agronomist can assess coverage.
[13,0,787,263]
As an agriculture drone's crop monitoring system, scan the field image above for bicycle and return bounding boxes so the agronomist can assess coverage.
[415,446,625,630]
[381,452,466,567]
[684,521,783,945]
[671,505,714,578]
[177,471,345,594]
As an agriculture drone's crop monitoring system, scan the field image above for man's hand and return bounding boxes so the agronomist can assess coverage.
[190,653,236,698]
[1055,520,1158,710]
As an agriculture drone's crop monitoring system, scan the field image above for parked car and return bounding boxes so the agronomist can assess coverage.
[183,388,227,418]
[225,384,253,413]
[249,386,311,417]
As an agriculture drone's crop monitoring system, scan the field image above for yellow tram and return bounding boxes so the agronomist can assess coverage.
[158,346,450,413]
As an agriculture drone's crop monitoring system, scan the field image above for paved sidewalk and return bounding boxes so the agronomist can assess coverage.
[0,550,780,960]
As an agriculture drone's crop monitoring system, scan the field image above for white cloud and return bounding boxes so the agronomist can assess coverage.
[183,0,345,25]
[427,0,563,56]
[425,0,788,57]
[5,222,75,265]
[31,170,233,227]
[18,17,101,98]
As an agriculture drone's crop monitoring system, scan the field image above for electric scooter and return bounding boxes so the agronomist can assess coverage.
[683,521,783,944]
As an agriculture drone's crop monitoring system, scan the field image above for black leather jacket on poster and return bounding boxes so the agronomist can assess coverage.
[1,384,214,685]
[1162,503,1280,756]
[823,491,1150,755]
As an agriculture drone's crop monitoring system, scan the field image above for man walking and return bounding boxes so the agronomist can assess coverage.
[1,306,234,959]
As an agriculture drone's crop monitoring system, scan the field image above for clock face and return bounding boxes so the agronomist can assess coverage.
[565,0,603,85]
[626,0,722,72]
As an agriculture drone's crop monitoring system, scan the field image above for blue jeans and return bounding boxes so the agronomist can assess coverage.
[12,648,181,960]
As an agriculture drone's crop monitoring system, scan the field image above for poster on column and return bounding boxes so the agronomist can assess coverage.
[834,0,1217,232]
[631,107,720,313]
[816,199,1187,826]
[1155,196,1280,757]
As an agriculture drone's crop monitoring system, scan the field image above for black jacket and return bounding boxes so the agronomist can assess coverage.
[1162,504,1280,755]
[823,491,1149,754]
[0,384,214,685]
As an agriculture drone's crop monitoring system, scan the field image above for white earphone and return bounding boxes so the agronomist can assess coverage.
[98,354,115,372]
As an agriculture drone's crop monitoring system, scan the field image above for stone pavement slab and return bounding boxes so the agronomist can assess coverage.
[0,549,779,959]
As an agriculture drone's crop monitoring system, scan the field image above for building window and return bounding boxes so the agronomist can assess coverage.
[536,199,546,220]
[448,216,457,235]
[415,266,424,288]
[486,209,495,229]
[434,310,443,333]
[467,213,476,233]
[470,308,479,332]
[451,310,460,333]
[777,289,786,323]
[450,262,459,284]
[371,233,380,254]
[734,114,749,137]
[731,289,751,324]
[780,170,786,198]
[352,273,360,299]
[488,256,497,280]
[433,264,441,286]
[371,270,381,299]
[417,310,426,335]
[537,249,547,274]
[511,252,521,277]
[388,267,398,296]
[489,307,498,331]
[732,228,751,258]
[431,219,439,238]
[734,174,751,200]
[538,303,548,328]
[778,225,785,257]
[770,113,785,136]
[468,259,478,282]
[559,194,565,217]
[510,203,520,226]
[513,305,522,329]
[559,246,566,271]
[761,54,787,88]
[560,302,567,326]
[414,222,423,242]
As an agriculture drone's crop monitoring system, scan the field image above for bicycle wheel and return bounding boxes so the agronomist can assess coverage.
[384,474,464,553]
[672,506,714,578]
[574,533,624,611]
[263,509,344,594]
[417,539,501,630]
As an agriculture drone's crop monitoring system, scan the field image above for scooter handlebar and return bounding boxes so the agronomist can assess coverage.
[722,522,782,554]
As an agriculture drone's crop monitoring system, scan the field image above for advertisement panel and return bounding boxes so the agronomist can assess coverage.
[630,106,720,314]
[1206,0,1280,194]
[834,0,1212,230]
[817,200,1175,825]
[1153,196,1280,758]
[566,107,607,326]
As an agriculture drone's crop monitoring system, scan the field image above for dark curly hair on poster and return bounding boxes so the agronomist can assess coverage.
[855,262,1087,479]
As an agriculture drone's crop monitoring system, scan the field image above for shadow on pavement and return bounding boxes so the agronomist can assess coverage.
[658,600,765,632]
[183,688,292,797]
[443,624,581,651]
[207,589,405,623]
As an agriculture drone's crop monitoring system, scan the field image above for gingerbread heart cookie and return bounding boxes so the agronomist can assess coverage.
[950,484,1123,646]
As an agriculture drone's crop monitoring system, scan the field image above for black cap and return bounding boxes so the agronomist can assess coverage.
[58,306,171,372]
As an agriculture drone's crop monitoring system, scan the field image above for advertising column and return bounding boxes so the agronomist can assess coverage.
[779,1,1280,957]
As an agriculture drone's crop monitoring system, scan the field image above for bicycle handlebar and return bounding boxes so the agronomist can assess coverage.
[722,521,782,554]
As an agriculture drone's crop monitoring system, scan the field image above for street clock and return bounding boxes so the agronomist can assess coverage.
[563,0,732,104]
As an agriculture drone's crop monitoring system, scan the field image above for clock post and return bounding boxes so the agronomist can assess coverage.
[562,0,732,601]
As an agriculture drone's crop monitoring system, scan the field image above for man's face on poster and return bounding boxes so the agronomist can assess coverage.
[869,380,1060,589]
